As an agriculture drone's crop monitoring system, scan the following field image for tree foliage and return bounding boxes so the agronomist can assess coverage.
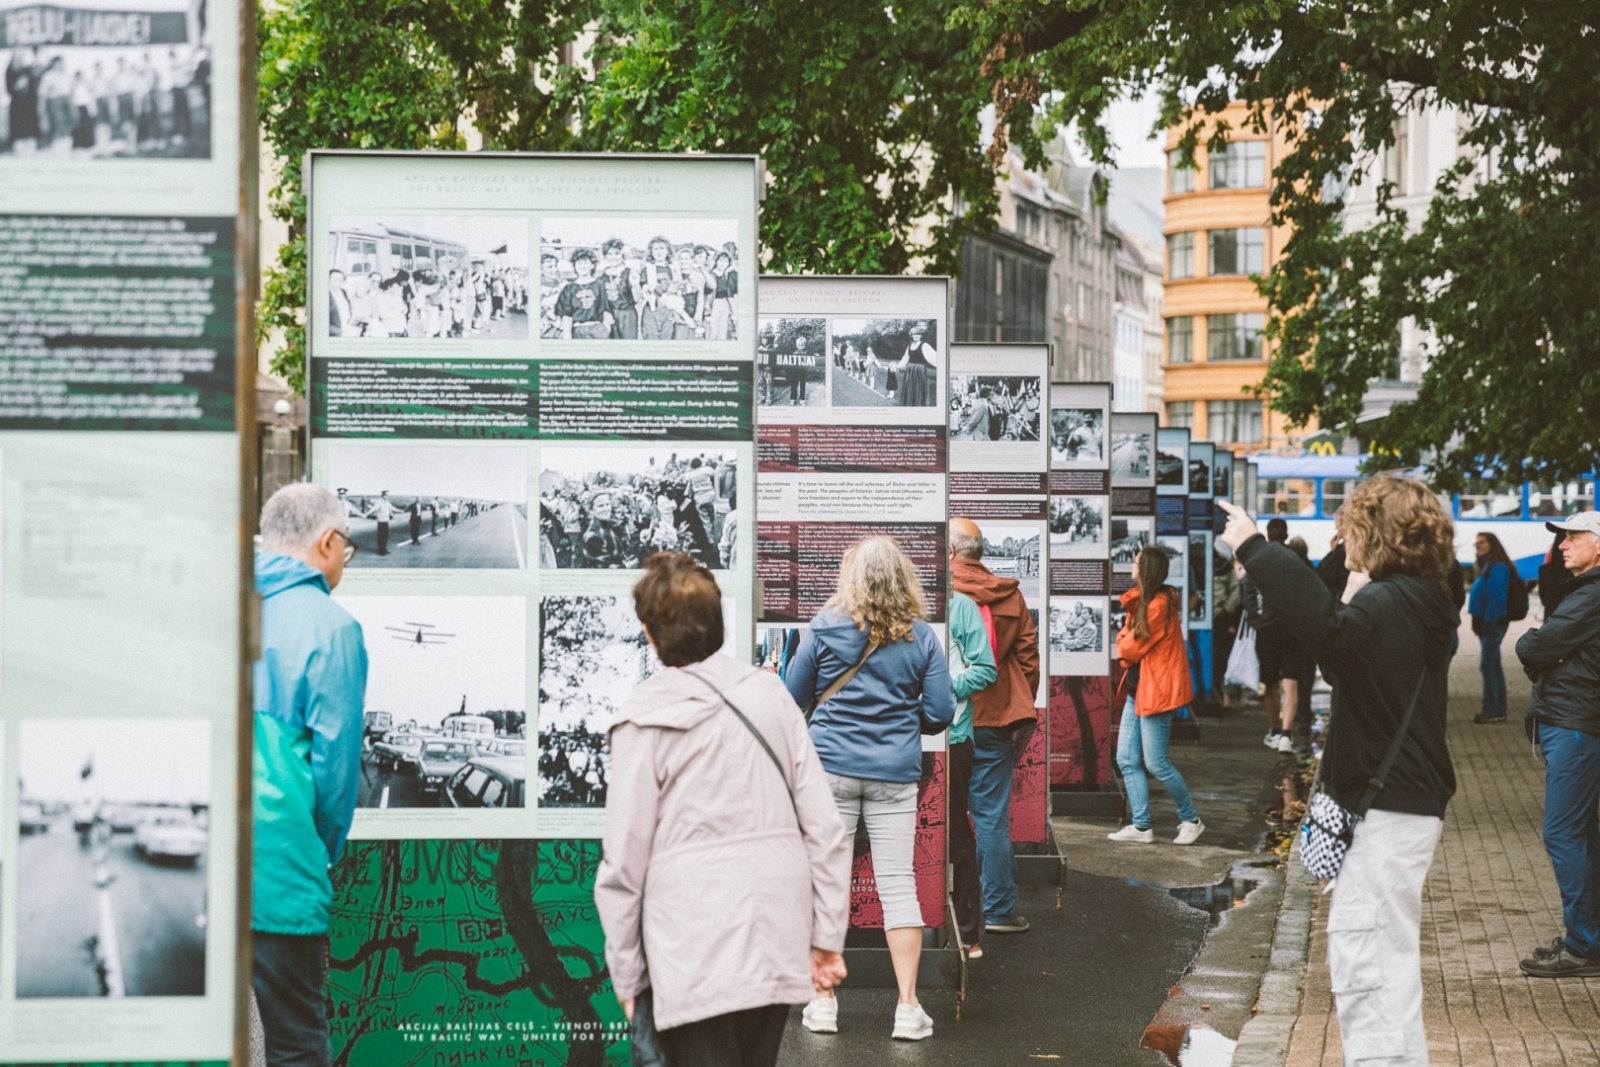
[957,0,1600,488]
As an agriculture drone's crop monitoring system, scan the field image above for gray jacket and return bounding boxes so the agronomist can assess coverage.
[595,653,851,1030]
[1517,566,1600,738]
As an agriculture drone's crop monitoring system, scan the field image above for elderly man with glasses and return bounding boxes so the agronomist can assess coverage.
[252,483,368,1065]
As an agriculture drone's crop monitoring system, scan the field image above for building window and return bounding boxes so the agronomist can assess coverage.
[1168,150,1196,193]
[1208,399,1263,444]
[1077,282,1090,323]
[1015,201,1044,241]
[1167,232,1194,279]
[1167,316,1194,363]
[1208,228,1265,275]
[1207,313,1266,361]
[1385,116,1409,195]
[1167,401,1194,428]
[1209,140,1266,190]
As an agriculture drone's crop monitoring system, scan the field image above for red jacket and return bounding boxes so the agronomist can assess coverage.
[1115,586,1192,716]
[951,557,1041,728]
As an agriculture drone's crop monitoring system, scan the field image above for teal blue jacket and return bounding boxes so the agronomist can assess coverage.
[947,592,998,745]
[252,552,368,935]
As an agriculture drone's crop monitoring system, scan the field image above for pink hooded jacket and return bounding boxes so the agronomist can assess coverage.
[595,653,851,1031]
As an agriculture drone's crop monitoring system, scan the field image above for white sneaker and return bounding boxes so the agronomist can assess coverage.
[892,1002,933,1041]
[1263,731,1280,749]
[1273,733,1295,753]
[1174,819,1206,846]
[801,996,838,1034]
[1107,824,1154,843]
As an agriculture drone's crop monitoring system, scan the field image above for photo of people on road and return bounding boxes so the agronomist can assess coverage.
[538,447,737,571]
[978,525,1043,600]
[334,595,527,811]
[1112,516,1154,565]
[539,217,740,341]
[16,717,210,998]
[830,317,940,408]
[326,215,529,339]
[1050,495,1107,553]
[1051,407,1104,466]
[1,0,213,159]
[1111,429,1152,481]
[758,316,826,407]
[1050,598,1105,654]
[329,444,528,569]
[949,375,1042,441]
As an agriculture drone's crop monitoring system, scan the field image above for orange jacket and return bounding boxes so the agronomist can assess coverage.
[1115,586,1193,716]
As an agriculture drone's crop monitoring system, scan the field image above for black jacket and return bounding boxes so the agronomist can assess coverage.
[1317,542,1350,601]
[1236,535,1457,818]
[1517,565,1600,737]
[1537,559,1574,617]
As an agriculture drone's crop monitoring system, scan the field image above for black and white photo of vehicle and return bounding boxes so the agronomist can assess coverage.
[1111,429,1152,481]
[444,755,527,809]
[1050,407,1104,466]
[949,375,1042,441]
[1050,598,1106,654]
[16,717,210,998]
[830,318,940,408]
[330,443,528,569]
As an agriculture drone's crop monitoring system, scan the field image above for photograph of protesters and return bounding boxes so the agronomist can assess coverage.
[758,317,826,407]
[830,318,942,408]
[539,217,740,341]
[538,448,738,571]
[949,375,1042,441]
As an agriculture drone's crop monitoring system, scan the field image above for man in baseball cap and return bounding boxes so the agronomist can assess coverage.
[1516,509,1600,977]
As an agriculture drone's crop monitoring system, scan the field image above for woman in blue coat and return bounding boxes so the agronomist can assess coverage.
[1469,531,1514,723]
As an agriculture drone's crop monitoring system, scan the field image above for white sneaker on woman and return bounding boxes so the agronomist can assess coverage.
[1174,819,1206,846]
[1107,824,1154,843]
[892,1002,933,1041]
[801,996,838,1034]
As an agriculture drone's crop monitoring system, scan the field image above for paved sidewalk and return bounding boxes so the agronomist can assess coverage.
[1285,618,1600,1066]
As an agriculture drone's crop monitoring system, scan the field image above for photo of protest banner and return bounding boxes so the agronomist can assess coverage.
[327,215,530,340]
[758,316,827,408]
[538,446,737,571]
[1050,595,1109,675]
[830,317,941,409]
[328,443,527,569]
[0,0,213,160]
[539,216,740,341]
[16,717,210,998]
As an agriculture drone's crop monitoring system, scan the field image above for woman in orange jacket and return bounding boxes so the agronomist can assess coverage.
[1108,547,1205,845]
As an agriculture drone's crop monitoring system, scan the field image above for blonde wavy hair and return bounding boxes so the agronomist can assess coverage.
[1336,473,1456,591]
[825,536,927,646]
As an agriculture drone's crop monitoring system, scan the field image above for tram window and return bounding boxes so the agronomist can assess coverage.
[345,238,378,275]
[1529,482,1596,517]
[415,245,434,268]
[1258,478,1316,517]
[391,242,414,268]
[1458,484,1523,519]
[1321,479,1360,516]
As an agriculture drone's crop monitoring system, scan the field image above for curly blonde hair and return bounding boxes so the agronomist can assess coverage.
[825,536,927,646]
[1336,474,1456,591]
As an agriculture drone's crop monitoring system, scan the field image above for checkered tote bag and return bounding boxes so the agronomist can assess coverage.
[1300,671,1426,881]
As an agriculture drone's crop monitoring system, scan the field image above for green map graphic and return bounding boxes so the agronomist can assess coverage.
[329,839,627,1067]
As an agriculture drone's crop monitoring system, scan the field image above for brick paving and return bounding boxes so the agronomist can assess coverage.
[1285,619,1600,1066]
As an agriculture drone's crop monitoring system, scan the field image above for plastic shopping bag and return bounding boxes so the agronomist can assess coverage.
[1224,618,1260,691]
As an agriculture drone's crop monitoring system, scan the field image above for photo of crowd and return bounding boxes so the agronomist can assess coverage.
[327,215,529,339]
[1051,407,1104,466]
[830,318,940,408]
[1111,516,1153,565]
[758,317,826,407]
[1,0,212,159]
[539,217,739,341]
[949,375,1042,441]
[538,448,737,571]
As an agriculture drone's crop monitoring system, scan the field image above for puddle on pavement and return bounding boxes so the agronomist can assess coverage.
[1127,870,1265,925]
[1140,1023,1238,1066]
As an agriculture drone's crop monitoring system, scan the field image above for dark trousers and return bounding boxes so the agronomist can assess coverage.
[376,521,388,555]
[971,725,1021,922]
[253,931,330,1067]
[946,739,984,947]
[659,1004,789,1067]
[1538,724,1600,958]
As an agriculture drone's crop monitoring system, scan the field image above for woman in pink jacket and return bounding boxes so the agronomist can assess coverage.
[596,553,852,1065]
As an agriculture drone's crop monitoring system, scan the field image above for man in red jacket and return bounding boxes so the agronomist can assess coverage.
[950,517,1043,934]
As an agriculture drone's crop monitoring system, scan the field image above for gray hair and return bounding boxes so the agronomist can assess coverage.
[950,528,983,559]
[260,483,347,554]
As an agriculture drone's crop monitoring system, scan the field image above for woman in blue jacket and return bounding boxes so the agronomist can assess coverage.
[784,536,954,1043]
[1469,531,1514,723]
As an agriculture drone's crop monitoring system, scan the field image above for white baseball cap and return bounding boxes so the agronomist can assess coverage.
[1546,511,1600,536]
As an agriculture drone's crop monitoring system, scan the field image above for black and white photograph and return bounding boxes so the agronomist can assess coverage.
[1212,450,1233,499]
[756,625,803,681]
[540,217,740,341]
[335,595,528,811]
[539,447,737,571]
[1111,516,1154,565]
[1158,534,1187,586]
[1189,456,1212,495]
[1109,599,1129,638]
[1050,407,1104,466]
[758,316,826,407]
[0,0,212,159]
[17,717,210,998]
[1049,494,1107,556]
[830,317,940,408]
[1111,428,1153,482]
[328,215,529,339]
[1156,441,1187,488]
[330,444,528,569]
[1189,532,1214,625]
[1050,597,1106,654]
[977,525,1042,600]
[949,375,1042,441]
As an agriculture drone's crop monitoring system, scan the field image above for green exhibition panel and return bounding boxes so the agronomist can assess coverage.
[0,0,253,1062]
[303,151,760,1066]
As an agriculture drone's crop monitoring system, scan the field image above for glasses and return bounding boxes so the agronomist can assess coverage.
[331,528,357,563]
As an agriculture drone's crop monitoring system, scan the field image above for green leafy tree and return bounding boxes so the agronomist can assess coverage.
[957,0,1600,488]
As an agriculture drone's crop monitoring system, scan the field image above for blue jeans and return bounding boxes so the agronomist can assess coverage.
[1116,698,1198,829]
[1538,724,1600,959]
[253,932,330,1067]
[1479,620,1508,718]
[970,725,1021,923]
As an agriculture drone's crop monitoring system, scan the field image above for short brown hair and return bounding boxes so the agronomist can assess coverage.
[632,552,724,667]
[1336,474,1455,590]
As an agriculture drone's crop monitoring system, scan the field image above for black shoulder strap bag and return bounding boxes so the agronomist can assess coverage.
[1300,669,1428,881]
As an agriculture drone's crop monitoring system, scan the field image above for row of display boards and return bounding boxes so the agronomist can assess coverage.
[0,99,1246,1062]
